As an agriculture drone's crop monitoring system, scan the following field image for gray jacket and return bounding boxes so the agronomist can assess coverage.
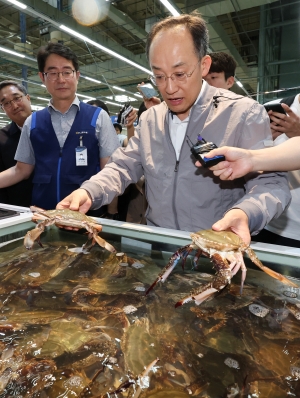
[82,83,290,234]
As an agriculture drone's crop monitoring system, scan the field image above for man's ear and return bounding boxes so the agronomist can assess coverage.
[201,55,212,77]
[38,72,45,83]
[226,76,235,89]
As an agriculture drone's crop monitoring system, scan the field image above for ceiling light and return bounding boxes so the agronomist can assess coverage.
[134,93,143,98]
[113,86,125,92]
[83,76,102,84]
[41,84,46,87]
[0,46,25,58]
[105,100,122,107]
[158,0,180,16]
[236,81,243,88]
[107,95,136,102]
[60,25,152,75]
[37,97,49,101]
[7,0,27,9]
[77,93,96,100]
[4,0,152,76]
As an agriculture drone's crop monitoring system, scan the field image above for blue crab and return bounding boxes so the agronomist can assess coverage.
[146,229,298,307]
[24,206,116,253]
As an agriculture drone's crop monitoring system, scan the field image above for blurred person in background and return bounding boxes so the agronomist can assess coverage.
[204,51,236,90]
[87,99,110,115]
[113,123,127,147]
[0,80,33,207]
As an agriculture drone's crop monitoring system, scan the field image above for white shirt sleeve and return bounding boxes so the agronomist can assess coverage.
[95,110,120,159]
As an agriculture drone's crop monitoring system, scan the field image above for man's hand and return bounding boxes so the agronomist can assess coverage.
[212,209,251,245]
[124,108,137,128]
[195,146,254,180]
[144,95,161,109]
[138,82,161,109]
[56,188,92,213]
[269,104,300,139]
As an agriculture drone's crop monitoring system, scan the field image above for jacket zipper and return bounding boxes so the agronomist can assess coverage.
[57,149,62,204]
[171,107,195,230]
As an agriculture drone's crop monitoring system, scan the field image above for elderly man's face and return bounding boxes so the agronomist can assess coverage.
[149,26,211,121]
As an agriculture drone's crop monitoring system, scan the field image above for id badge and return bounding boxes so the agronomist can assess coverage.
[76,146,88,166]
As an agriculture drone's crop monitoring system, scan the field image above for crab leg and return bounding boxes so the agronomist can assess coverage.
[132,357,160,398]
[226,252,247,294]
[145,244,194,295]
[175,254,232,307]
[192,249,203,269]
[246,248,298,288]
[24,219,56,249]
[82,223,116,253]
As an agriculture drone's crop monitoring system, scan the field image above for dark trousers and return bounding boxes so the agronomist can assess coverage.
[252,228,300,248]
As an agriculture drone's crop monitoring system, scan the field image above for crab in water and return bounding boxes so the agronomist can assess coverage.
[24,206,116,253]
[146,229,298,307]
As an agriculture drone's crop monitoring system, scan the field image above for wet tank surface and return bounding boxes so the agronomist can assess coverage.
[0,227,300,397]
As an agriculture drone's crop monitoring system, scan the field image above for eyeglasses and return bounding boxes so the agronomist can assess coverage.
[0,95,25,110]
[43,70,76,82]
[149,60,201,87]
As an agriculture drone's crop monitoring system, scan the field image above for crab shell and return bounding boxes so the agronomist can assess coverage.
[190,229,248,254]
[30,208,101,229]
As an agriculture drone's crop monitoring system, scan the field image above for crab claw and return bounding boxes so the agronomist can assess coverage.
[175,283,218,308]
[93,234,117,253]
[24,227,44,250]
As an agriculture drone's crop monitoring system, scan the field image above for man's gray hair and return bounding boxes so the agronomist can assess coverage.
[0,80,28,95]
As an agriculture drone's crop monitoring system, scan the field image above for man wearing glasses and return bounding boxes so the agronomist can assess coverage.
[0,42,119,211]
[0,80,33,206]
[58,14,290,245]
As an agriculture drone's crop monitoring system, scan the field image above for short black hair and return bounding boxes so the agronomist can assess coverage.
[146,13,209,61]
[209,52,237,80]
[0,80,27,95]
[113,123,122,132]
[137,102,147,122]
[37,42,79,73]
[87,99,110,115]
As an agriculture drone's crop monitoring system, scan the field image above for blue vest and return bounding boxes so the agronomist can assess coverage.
[30,102,101,209]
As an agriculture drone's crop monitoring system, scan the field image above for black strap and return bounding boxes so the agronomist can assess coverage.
[280,95,296,107]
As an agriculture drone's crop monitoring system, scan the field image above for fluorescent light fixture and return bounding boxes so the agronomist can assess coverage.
[236,81,243,88]
[4,1,151,76]
[0,46,25,58]
[41,84,46,87]
[60,25,152,75]
[113,86,125,92]
[159,0,180,16]
[134,93,143,98]
[37,97,50,101]
[105,100,122,107]
[83,76,102,84]
[7,0,27,9]
[77,93,96,100]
